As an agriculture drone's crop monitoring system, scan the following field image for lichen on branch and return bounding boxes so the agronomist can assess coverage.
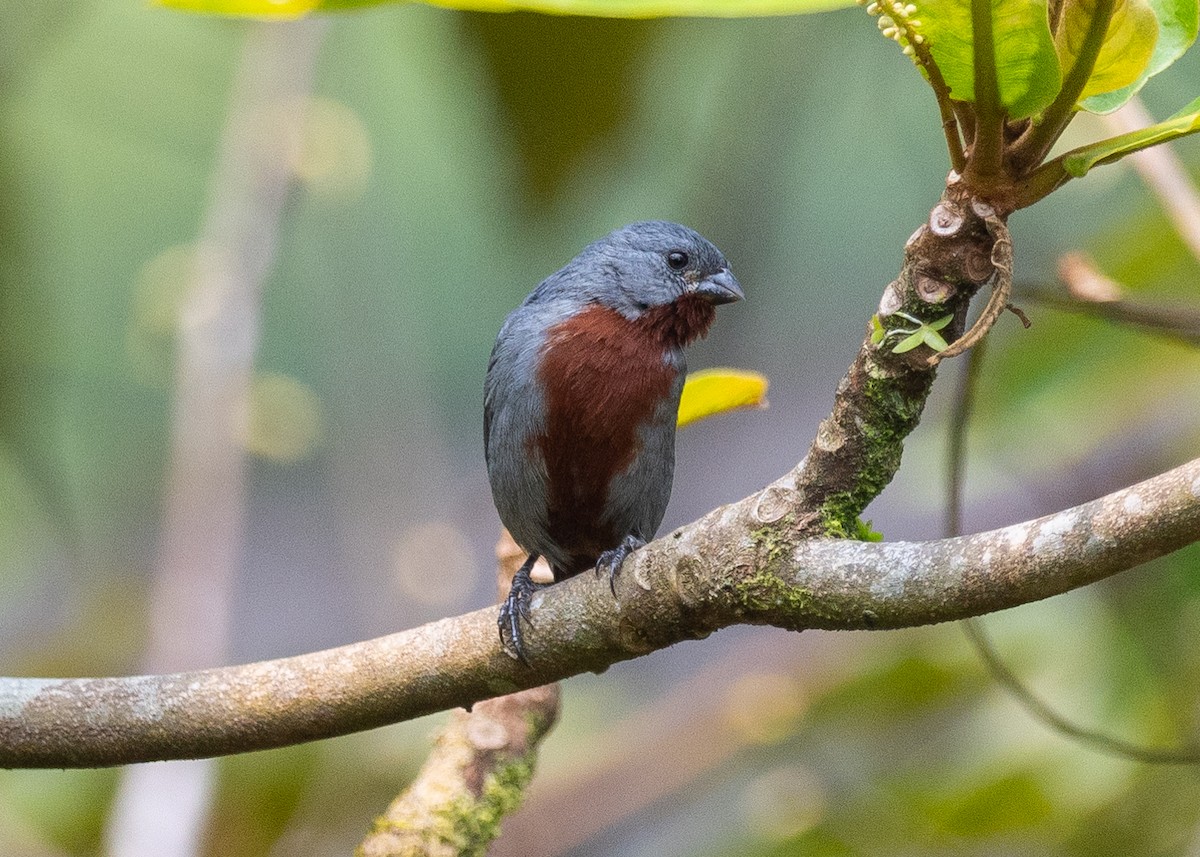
[793,183,999,539]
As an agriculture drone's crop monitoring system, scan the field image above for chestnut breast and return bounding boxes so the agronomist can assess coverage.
[534,296,716,576]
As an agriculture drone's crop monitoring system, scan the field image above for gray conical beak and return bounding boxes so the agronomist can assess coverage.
[693,268,744,305]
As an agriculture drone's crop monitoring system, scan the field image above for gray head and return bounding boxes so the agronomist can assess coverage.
[531,220,744,319]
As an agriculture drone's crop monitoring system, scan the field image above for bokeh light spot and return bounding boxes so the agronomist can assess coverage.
[722,672,807,745]
[126,243,201,386]
[239,372,324,463]
[393,521,476,609]
[284,97,372,201]
[740,764,827,841]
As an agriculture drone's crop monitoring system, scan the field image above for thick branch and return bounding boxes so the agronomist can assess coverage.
[795,186,996,536]
[2,455,1198,769]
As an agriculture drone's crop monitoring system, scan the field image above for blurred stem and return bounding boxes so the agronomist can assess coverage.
[945,339,986,538]
[104,20,327,857]
[1015,0,1115,171]
[946,319,1200,766]
[1018,288,1200,348]
[963,619,1200,764]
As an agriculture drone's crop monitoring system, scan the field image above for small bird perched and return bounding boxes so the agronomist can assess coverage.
[484,221,743,662]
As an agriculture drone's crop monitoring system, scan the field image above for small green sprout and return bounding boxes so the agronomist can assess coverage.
[869,313,887,345]
[874,311,953,354]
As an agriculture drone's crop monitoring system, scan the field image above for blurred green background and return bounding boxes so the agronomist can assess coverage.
[1,2,1199,855]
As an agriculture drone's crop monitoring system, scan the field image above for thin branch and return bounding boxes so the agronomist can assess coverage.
[963,619,1200,765]
[945,339,987,538]
[1017,270,1200,348]
[2,454,1198,769]
[945,333,1200,766]
[907,28,967,174]
[1014,0,1116,171]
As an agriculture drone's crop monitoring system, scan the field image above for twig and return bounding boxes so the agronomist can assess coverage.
[963,619,1200,764]
[906,26,966,174]
[945,339,987,537]
[1018,253,1200,347]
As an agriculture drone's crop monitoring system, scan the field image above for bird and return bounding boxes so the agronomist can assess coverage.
[484,220,744,662]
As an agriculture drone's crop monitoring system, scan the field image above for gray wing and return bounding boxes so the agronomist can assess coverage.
[484,303,568,559]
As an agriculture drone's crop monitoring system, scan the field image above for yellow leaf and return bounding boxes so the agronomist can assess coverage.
[1055,0,1159,102]
[677,368,769,428]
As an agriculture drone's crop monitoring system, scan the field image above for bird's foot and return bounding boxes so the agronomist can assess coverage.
[499,554,545,665]
[596,534,646,596]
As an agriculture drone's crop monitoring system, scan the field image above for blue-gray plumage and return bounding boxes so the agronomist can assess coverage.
[485,221,743,661]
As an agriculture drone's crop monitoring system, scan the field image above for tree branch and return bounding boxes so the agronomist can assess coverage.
[356,531,561,856]
[2,454,1198,769]
[357,685,560,857]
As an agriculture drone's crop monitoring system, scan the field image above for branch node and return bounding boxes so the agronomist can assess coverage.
[929,211,1015,364]
[929,202,965,236]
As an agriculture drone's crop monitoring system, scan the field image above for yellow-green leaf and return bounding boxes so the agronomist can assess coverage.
[677,368,769,428]
[913,0,1062,120]
[1081,0,1199,113]
[158,0,855,18]
[1055,0,1159,101]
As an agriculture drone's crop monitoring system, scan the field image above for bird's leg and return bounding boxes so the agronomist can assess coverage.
[498,552,544,664]
[596,533,646,596]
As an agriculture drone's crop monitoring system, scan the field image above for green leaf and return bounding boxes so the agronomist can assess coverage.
[870,314,887,345]
[914,0,1062,119]
[892,330,927,353]
[1060,94,1200,176]
[158,0,855,17]
[921,327,950,350]
[1055,0,1159,102]
[1082,0,1199,113]
[676,368,769,428]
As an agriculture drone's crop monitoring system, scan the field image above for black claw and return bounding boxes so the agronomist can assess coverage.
[596,534,646,596]
[499,554,543,665]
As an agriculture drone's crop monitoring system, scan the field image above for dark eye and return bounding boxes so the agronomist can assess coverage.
[666,251,689,270]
